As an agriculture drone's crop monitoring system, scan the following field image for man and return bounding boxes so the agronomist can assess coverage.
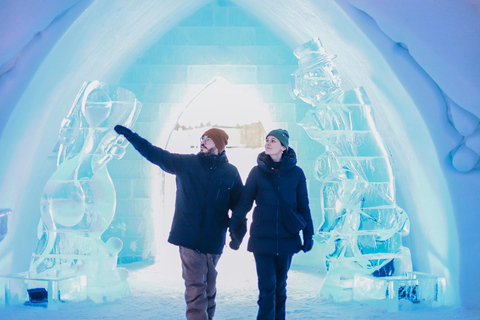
[114,125,243,320]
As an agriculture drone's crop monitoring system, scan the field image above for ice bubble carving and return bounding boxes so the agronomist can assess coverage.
[29,81,142,302]
[0,209,11,243]
[292,38,413,302]
[445,94,480,172]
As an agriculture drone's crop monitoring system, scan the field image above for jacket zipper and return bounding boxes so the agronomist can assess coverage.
[276,174,280,255]
[198,156,216,251]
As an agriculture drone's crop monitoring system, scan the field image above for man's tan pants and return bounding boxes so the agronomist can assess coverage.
[179,246,221,320]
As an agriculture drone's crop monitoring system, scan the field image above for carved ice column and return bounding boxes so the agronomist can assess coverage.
[26,81,142,303]
[292,39,444,309]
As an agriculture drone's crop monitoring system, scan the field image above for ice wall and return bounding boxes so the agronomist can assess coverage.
[342,0,480,115]
[0,0,93,139]
[0,0,479,308]
[336,1,480,308]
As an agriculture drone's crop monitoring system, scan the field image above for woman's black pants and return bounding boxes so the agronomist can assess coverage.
[253,253,293,320]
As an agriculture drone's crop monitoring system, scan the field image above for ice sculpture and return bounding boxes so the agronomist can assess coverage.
[292,38,414,302]
[27,81,142,303]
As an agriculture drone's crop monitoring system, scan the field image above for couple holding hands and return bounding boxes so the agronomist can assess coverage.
[114,125,313,320]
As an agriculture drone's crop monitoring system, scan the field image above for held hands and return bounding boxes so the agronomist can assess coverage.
[302,237,314,253]
[229,231,242,250]
[228,216,247,250]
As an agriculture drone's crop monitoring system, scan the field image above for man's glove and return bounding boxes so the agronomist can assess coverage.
[114,125,133,137]
[302,237,314,253]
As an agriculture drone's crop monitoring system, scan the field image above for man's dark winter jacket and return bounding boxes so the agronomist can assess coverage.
[122,131,243,254]
[231,148,314,255]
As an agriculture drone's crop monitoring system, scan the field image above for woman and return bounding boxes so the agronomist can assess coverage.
[229,129,314,320]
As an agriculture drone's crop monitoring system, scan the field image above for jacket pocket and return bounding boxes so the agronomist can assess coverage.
[214,178,232,209]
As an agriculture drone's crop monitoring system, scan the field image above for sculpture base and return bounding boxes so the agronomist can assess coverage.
[353,272,446,311]
[0,272,87,309]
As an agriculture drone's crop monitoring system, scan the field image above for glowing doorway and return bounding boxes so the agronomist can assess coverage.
[156,76,272,279]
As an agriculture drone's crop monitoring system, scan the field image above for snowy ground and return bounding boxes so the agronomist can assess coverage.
[1,244,479,320]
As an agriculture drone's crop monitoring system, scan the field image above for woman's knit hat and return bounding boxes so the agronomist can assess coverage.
[202,128,229,154]
[267,129,289,148]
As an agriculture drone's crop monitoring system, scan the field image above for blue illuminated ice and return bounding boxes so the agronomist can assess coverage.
[1,0,479,316]
[293,39,444,306]
[0,209,11,243]
[27,81,142,303]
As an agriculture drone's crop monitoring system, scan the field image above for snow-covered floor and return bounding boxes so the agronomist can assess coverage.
[2,244,480,320]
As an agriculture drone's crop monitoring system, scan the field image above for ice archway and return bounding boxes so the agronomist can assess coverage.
[0,0,479,309]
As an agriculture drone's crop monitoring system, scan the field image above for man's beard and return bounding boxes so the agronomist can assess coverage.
[200,145,217,155]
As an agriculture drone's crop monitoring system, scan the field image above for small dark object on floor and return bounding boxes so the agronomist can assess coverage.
[24,288,48,307]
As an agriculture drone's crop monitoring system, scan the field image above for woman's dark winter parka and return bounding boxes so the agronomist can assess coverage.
[231,148,314,255]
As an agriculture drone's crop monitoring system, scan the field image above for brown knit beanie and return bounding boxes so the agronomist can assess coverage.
[202,128,229,154]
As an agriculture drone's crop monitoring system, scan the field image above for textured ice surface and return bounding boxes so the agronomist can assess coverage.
[293,38,413,301]
[27,81,142,302]
[0,209,11,243]
[353,272,446,311]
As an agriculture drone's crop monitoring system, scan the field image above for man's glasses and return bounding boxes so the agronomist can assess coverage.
[200,136,213,144]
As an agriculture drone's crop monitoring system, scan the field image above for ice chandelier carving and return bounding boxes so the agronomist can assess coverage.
[30,81,142,302]
[292,39,413,301]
